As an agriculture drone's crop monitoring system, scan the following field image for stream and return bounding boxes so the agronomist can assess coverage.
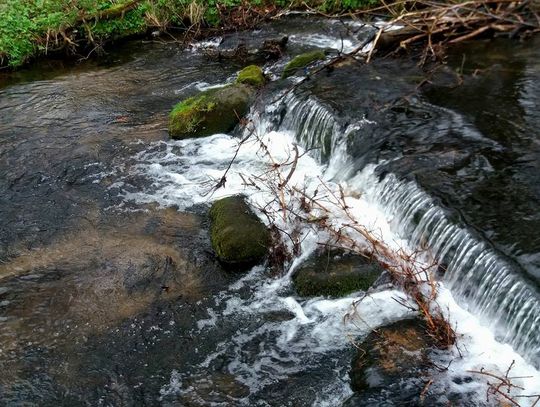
[0,15,539,406]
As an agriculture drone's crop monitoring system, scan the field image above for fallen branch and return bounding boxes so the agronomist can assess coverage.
[468,361,540,407]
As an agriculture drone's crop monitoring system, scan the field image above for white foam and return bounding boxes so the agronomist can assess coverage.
[288,33,356,53]
[122,105,540,404]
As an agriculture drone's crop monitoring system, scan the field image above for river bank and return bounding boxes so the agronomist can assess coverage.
[1,0,539,71]
[0,0,376,69]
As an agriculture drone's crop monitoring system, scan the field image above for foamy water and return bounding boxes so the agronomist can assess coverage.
[118,114,540,404]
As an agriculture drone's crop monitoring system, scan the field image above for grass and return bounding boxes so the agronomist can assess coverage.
[0,0,379,69]
[0,0,149,67]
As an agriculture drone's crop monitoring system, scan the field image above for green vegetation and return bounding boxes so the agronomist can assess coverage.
[319,0,379,12]
[292,251,382,297]
[169,92,217,135]
[236,65,266,88]
[0,0,379,69]
[0,0,151,67]
[281,50,326,79]
[209,196,270,268]
[168,83,254,138]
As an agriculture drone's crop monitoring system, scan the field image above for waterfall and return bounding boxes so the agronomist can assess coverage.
[280,93,341,162]
[270,91,540,368]
[372,174,540,368]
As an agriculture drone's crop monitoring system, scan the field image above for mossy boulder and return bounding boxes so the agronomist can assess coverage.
[209,196,270,269]
[168,84,254,139]
[236,65,266,88]
[281,50,326,79]
[292,249,383,297]
[350,319,434,394]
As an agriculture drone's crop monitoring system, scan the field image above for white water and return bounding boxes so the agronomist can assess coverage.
[118,109,540,405]
[113,36,540,401]
[273,90,540,368]
[368,172,540,363]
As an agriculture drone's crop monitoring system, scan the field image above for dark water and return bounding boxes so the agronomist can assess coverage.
[0,39,241,406]
[423,39,540,281]
[0,16,539,406]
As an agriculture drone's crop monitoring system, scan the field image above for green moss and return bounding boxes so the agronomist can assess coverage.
[293,270,379,297]
[236,65,266,87]
[168,84,254,139]
[281,50,326,79]
[169,92,217,135]
[292,250,382,297]
[209,196,270,267]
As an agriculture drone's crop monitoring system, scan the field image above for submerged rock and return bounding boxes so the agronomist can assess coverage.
[168,83,254,139]
[282,50,326,79]
[203,36,288,64]
[181,372,250,403]
[209,196,270,269]
[236,65,266,88]
[292,249,383,297]
[260,36,288,60]
[350,318,433,394]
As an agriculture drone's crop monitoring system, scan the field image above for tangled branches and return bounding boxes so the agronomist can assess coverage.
[213,118,456,348]
[468,361,540,406]
[358,0,540,64]
[209,110,540,405]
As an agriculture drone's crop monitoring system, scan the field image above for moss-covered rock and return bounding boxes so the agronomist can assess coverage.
[350,318,434,394]
[292,249,383,297]
[236,65,266,87]
[168,84,254,139]
[281,50,326,79]
[210,196,270,269]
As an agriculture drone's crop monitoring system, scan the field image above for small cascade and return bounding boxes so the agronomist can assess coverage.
[275,92,374,181]
[279,93,342,162]
[264,90,540,369]
[126,87,540,403]
[368,173,540,368]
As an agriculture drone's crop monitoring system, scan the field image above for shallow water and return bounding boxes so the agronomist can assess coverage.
[0,16,539,406]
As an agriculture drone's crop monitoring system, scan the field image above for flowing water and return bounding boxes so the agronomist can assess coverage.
[0,16,539,406]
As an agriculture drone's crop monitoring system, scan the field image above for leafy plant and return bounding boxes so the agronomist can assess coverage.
[0,0,381,68]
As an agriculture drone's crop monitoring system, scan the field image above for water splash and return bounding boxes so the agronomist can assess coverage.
[122,88,540,404]
[269,90,540,368]
[368,173,540,367]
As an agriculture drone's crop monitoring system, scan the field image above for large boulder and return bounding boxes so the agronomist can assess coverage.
[168,83,254,139]
[349,318,433,394]
[292,249,383,297]
[209,196,270,269]
[236,65,266,88]
[281,50,326,79]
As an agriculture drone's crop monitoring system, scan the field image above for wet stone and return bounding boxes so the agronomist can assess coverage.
[293,249,383,297]
[168,83,255,139]
[263,309,296,322]
[209,195,270,270]
[182,373,250,404]
[236,65,266,88]
[349,318,434,400]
